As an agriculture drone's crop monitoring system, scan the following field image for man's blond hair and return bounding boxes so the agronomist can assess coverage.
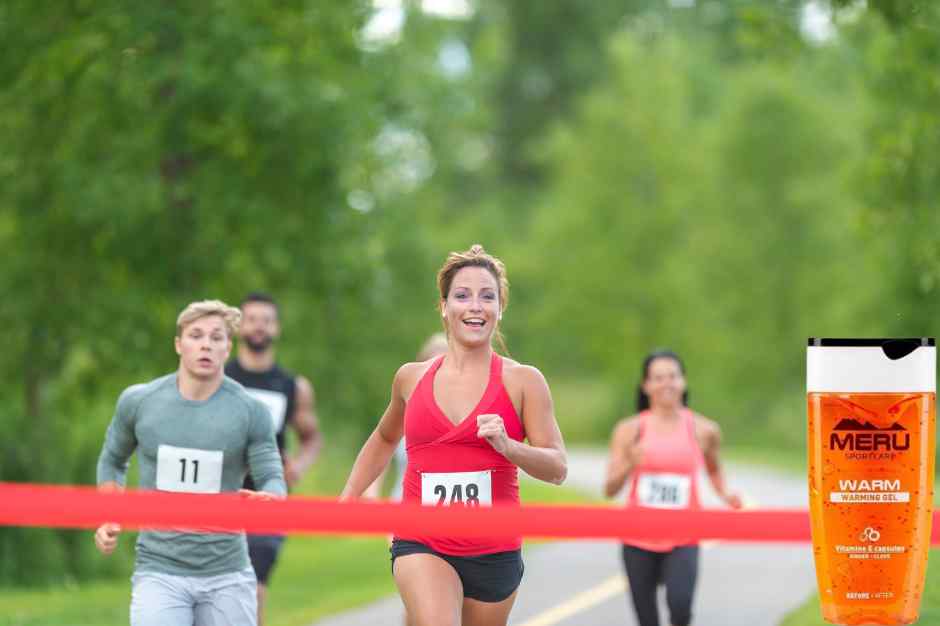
[175,300,241,338]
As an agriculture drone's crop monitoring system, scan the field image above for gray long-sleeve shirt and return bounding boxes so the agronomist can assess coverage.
[96,373,287,576]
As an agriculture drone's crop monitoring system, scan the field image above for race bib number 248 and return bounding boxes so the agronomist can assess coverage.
[421,470,492,507]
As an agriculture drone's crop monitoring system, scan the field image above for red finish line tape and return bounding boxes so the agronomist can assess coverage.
[0,483,937,544]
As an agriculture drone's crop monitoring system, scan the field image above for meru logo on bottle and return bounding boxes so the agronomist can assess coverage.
[829,418,910,452]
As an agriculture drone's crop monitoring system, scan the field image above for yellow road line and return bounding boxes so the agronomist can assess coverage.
[515,574,626,626]
[517,502,760,626]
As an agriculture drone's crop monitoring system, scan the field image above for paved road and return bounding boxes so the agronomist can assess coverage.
[310,447,814,626]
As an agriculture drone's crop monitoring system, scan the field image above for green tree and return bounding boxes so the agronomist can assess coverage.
[832,1,940,333]
[0,1,437,584]
[513,30,881,445]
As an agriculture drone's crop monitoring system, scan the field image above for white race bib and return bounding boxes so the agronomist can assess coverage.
[156,445,224,494]
[636,473,691,509]
[421,470,492,507]
[246,388,288,433]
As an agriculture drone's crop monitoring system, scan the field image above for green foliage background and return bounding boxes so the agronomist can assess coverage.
[2,0,939,585]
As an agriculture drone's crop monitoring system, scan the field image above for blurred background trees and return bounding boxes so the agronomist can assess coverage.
[2,0,938,584]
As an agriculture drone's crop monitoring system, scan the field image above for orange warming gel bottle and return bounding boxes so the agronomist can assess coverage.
[808,338,936,625]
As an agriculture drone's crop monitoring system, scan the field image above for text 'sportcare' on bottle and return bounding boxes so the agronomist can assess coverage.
[808,338,936,625]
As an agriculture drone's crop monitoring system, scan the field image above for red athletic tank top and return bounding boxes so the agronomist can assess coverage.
[397,352,525,556]
[625,408,704,552]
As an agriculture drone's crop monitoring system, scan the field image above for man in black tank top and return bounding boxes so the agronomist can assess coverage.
[225,292,322,626]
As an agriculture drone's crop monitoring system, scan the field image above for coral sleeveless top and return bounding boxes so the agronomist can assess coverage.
[397,352,525,556]
[625,409,704,552]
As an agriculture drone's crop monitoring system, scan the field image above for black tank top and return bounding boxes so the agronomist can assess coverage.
[225,359,297,490]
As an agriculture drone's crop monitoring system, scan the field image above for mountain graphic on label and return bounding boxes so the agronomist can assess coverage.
[832,418,907,431]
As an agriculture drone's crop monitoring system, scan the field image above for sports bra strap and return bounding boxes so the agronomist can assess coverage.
[490,352,503,384]
[683,409,698,444]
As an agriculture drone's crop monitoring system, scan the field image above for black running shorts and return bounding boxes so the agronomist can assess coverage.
[247,534,286,585]
[390,539,524,603]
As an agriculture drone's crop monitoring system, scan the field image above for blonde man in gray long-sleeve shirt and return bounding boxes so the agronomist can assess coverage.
[95,300,287,626]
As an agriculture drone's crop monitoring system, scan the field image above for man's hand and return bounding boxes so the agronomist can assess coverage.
[238,489,285,501]
[94,523,122,555]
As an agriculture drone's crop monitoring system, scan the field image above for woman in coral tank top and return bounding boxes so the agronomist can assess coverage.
[341,244,568,626]
[604,350,742,626]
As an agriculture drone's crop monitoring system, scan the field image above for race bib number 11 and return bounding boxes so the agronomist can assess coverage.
[421,470,492,507]
[156,445,224,494]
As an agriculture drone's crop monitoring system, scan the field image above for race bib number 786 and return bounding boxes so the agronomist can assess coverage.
[636,473,691,509]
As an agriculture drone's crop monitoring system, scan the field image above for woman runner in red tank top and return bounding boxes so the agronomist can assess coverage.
[604,350,742,626]
[341,245,567,626]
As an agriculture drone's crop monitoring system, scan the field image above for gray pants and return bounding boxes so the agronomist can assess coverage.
[130,567,257,626]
